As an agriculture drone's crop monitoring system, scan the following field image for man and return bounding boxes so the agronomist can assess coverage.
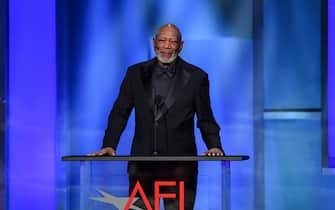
[90,24,224,210]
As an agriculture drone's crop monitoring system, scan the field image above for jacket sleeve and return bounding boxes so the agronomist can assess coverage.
[102,69,134,149]
[195,74,223,150]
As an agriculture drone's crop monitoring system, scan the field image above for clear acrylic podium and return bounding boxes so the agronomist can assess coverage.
[62,155,249,210]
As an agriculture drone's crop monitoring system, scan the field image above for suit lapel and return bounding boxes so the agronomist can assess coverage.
[141,58,156,111]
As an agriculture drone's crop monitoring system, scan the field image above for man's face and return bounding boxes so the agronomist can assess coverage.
[153,26,183,64]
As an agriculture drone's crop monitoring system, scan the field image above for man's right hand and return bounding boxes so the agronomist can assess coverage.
[87,147,116,156]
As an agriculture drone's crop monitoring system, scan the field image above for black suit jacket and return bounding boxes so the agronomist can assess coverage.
[102,57,222,155]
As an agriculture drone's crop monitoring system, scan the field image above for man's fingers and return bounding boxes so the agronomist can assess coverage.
[206,152,224,156]
[97,151,106,156]
[87,149,109,156]
[87,152,98,156]
[204,148,224,156]
[87,148,116,156]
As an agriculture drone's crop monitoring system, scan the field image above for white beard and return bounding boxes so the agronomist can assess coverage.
[155,50,178,64]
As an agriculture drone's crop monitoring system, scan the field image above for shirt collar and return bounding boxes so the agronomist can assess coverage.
[154,59,177,78]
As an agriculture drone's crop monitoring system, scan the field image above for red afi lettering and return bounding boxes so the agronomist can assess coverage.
[124,181,152,210]
[125,181,185,210]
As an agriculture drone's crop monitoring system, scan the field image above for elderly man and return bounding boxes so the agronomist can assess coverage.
[90,24,224,210]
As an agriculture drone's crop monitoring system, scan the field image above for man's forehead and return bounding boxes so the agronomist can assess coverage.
[157,26,179,37]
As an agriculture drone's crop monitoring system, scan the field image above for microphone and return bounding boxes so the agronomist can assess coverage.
[154,95,162,112]
[153,95,162,155]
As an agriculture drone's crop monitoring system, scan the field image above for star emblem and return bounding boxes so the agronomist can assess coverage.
[89,189,144,210]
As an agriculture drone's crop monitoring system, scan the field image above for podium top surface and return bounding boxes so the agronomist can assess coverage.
[62,155,250,161]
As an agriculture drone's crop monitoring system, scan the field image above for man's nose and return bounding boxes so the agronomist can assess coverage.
[163,41,172,48]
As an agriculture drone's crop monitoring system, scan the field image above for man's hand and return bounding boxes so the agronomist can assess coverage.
[203,147,225,156]
[87,147,116,156]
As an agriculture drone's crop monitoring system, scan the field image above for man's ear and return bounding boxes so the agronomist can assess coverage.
[178,41,184,53]
[152,37,156,48]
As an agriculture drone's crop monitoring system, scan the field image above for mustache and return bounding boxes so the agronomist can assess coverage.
[157,51,175,54]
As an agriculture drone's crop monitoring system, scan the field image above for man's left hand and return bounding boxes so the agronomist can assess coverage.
[203,148,225,156]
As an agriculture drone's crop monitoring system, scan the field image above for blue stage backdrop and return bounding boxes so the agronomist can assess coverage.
[329,0,335,167]
[57,0,254,209]
[6,0,335,210]
[7,0,56,209]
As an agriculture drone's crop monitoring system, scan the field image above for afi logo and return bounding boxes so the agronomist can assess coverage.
[125,181,185,210]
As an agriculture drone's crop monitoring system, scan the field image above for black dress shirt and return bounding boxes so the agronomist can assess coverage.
[152,61,176,102]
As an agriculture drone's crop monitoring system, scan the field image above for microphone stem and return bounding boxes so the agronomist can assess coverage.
[153,102,158,155]
[153,119,158,155]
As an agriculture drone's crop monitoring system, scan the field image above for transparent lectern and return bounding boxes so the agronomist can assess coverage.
[62,155,249,210]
